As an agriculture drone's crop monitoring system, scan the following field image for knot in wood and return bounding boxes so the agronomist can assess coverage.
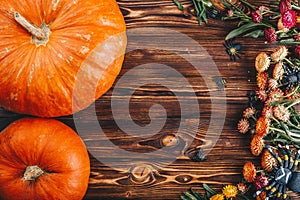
[161,134,178,147]
[130,164,154,185]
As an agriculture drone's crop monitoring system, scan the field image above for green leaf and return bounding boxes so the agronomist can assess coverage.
[181,195,190,200]
[173,0,184,11]
[225,22,272,40]
[243,29,264,38]
[202,184,217,195]
[183,192,198,200]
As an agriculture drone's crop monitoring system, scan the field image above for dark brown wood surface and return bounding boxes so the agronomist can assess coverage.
[0,0,300,199]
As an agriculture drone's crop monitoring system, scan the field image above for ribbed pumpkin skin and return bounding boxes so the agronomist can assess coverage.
[0,0,127,117]
[0,118,90,200]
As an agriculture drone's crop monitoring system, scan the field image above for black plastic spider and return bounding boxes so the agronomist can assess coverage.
[281,63,300,88]
[223,40,242,62]
[254,144,300,200]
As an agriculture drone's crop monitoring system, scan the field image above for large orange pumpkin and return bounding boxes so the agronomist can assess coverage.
[0,118,90,200]
[0,0,127,117]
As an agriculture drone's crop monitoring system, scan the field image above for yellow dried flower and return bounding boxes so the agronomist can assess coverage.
[270,46,288,62]
[255,52,270,72]
[222,185,238,198]
[209,194,224,200]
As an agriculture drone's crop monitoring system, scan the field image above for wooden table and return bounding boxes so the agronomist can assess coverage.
[0,0,299,199]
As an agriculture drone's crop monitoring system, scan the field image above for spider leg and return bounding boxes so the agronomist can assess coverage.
[282,185,288,199]
[266,145,283,166]
[291,149,300,172]
[276,184,283,199]
[278,144,289,168]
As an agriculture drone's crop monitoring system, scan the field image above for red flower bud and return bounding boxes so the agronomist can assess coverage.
[280,0,292,14]
[251,10,262,23]
[264,27,277,43]
[282,10,297,28]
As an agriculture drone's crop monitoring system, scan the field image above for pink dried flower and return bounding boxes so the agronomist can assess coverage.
[273,105,290,122]
[227,10,234,17]
[282,10,297,29]
[252,10,262,23]
[268,79,278,89]
[237,183,247,194]
[264,27,277,43]
[243,107,256,119]
[268,88,284,103]
[262,106,273,119]
[280,0,292,14]
[254,175,269,190]
[238,118,250,134]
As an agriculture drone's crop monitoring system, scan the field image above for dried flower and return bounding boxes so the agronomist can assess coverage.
[237,182,247,194]
[254,175,269,190]
[280,0,292,13]
[227,10,234,17]
[268,88,284,103]
[243,162,256,182]
[261,149,278,172]
[256,116,269,138]
[282,10,297,29]
[256,191,267,200]
[222,185,238,198]
[256,90,268,102]
[273,105,290,122]
[278,17,290,32]
[270,46,288,62]
[250,135,264,156]
[243,107,256,119]
[264,27,277,44]
[295,45,300,59]
[210,194,224,200]
[252,10,262,23]
[255,52,270,72]
[273,62,284,80]
[257,72,268,90]
[238,118,250,134]
[262,106,273,119]
[268,78,278,90]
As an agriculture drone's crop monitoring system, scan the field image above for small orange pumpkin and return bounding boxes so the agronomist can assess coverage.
[0,0,127,117]
[0,118,90,200]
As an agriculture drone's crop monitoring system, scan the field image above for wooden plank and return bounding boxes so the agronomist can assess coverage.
[0,0,299,199]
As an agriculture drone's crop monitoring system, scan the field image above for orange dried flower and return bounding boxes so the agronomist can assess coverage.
[243,162,256,182]
[256,191,267,200]
[273,62,284,80]
[256,90,268,102]
[257,72,268,90]
[256,116,269,138]
[255,52,270,72]
[250,135,264,156]
[270,46,288,62]
[261,149,278,172]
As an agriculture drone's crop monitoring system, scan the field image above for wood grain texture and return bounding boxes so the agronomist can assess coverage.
[0,0,300,199]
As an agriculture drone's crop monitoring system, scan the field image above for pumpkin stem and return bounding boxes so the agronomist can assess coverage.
[23,166,44,181]
[14,12,50,46]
